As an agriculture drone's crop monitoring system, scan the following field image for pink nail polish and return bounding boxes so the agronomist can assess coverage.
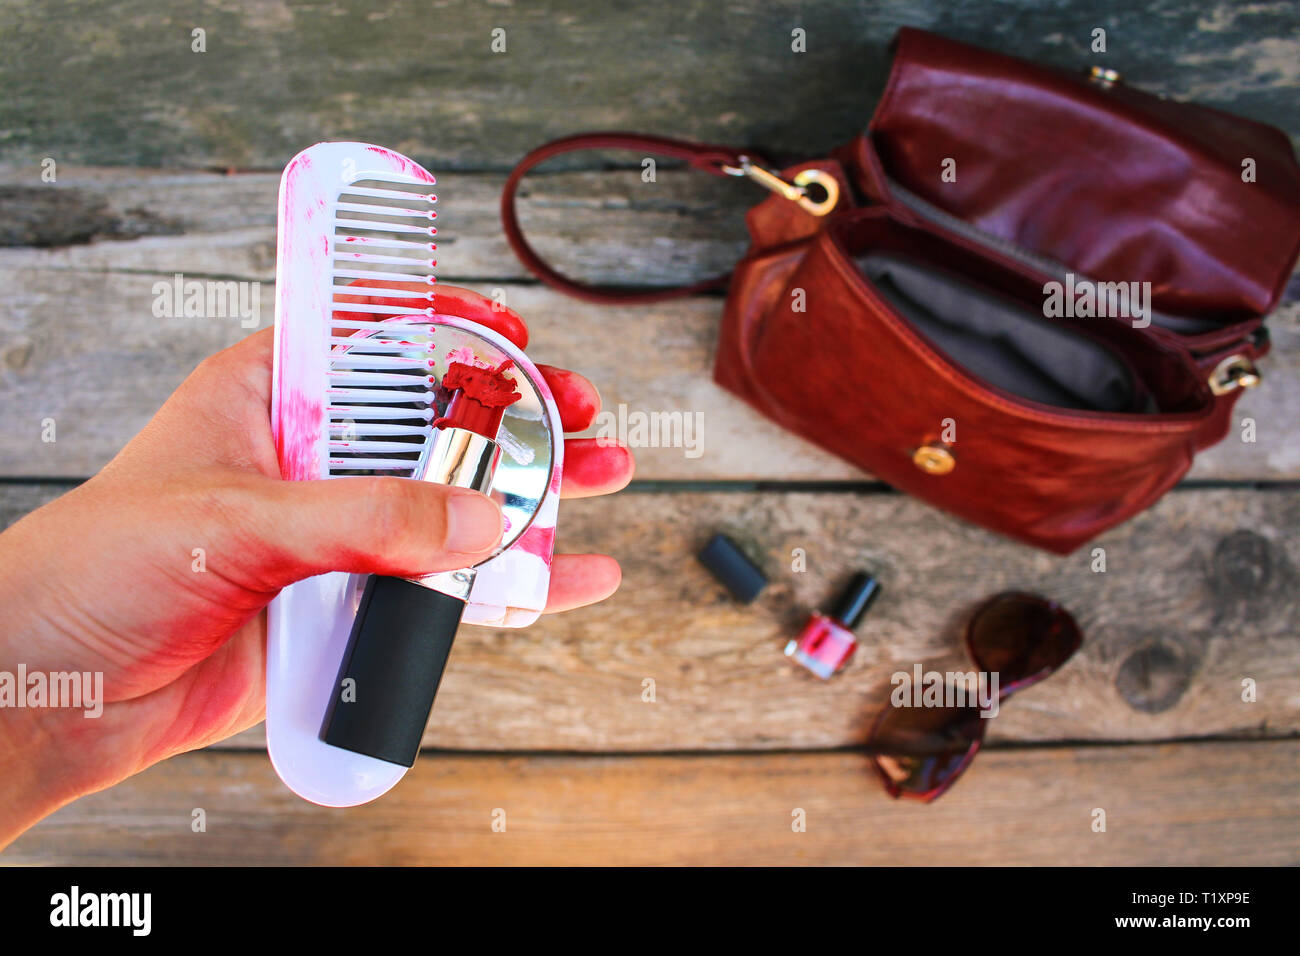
[785,573,881,679]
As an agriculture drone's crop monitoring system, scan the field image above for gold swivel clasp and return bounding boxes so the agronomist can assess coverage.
[721,155,839,217]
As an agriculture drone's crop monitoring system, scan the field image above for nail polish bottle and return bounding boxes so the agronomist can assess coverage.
[785,572,881,679]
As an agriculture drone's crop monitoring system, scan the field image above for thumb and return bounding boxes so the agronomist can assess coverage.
[246,476,504,591]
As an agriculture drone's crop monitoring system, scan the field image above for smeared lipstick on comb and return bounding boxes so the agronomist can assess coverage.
[434,348,522,438]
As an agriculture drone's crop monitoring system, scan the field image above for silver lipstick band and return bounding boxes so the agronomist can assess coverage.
[408,426,503,600]
[422,426,502,494]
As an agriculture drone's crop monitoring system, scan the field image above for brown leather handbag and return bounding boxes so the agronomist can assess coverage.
[502,27,1300,553]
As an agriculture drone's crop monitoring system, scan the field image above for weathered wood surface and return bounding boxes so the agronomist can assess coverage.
[5,482,1296,751]
[2,166,1297,481]
[0,165,752,278]
[2,0,1298,866]
[1,1,1297,171]
[9,741,1298,865]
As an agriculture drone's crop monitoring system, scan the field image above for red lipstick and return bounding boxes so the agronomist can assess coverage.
[322,348,525,768]
[434,356,522,437]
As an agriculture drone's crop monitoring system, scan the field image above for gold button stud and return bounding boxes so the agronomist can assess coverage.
[912,443,955,475]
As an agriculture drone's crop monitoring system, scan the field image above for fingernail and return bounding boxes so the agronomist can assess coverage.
[444,490,503,553]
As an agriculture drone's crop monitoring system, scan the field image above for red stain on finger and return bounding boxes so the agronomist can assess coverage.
[538,365,600,432]
[433,286,528,349]
[331,280,529,351]
[562,439,635,497]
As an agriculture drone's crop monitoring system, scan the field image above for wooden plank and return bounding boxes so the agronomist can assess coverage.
[0,165,751,285]
[1192,316,1300,480]
[4,483,1297,750]
[7,741,1298,865]
[1,1,1296,170]
[1,180,1297,482]
[0,276,852,482]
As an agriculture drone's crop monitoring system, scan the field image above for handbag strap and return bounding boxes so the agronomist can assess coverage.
[500,132,768,304]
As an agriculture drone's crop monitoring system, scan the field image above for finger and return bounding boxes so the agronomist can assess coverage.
[245,476,504,591]
[432,285,529,349]
[180,327,275,411]
[538,364,601,432]
[544,553,622,614]
[333,279,528,349]
[208,325,275,373]
[561,439,635,498]
[331,284,599,433]
[110,328,279,479]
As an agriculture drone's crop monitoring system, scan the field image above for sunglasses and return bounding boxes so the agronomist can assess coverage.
[867,591,1082,801]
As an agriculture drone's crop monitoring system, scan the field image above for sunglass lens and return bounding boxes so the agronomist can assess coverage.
[966,592,1082,690]
[867,700,985,800]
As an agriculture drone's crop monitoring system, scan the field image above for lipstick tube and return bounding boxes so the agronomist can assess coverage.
[321,361,517,767]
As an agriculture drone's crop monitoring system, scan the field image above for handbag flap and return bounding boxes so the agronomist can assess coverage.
[867,27,1300,322]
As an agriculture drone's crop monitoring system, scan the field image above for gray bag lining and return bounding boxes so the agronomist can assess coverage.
[856,253,1152,412]
[885,179,1221,336]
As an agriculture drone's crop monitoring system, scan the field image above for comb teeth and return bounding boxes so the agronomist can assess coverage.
[327,175,438,479]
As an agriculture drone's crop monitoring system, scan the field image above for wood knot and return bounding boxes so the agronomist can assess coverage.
[0,185,179,247]
[1210,529,1273,597]
[1115,642,1193,714]
[3,340,33,371]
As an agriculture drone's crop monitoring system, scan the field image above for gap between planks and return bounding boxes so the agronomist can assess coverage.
[1,483,1295,750]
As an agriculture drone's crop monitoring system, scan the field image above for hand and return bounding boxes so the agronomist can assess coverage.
[0,285,634,848]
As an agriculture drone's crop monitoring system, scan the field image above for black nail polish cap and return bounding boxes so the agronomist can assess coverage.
[697,532,768,603]
[829,572,881,629]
